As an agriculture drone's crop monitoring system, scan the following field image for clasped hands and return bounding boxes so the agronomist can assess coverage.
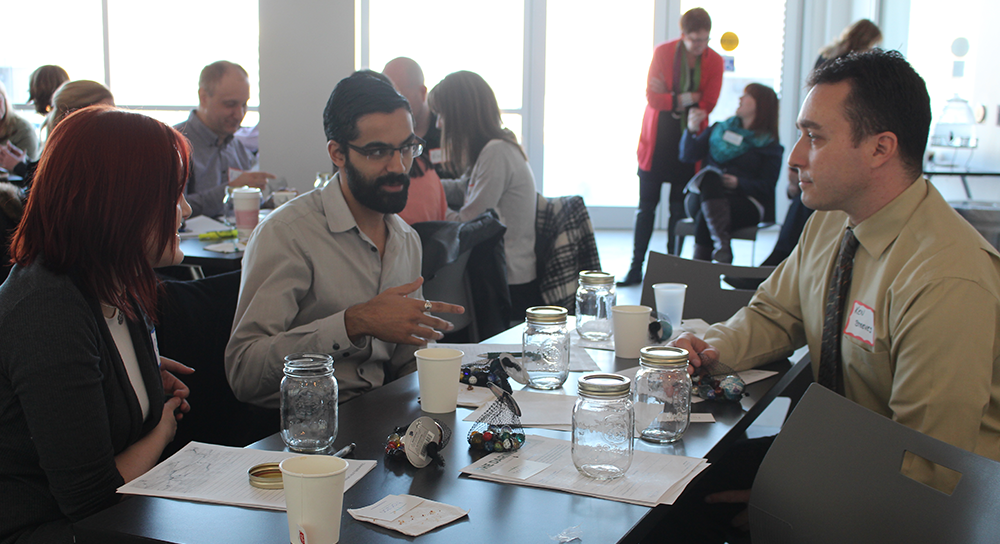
[345,277,465,346]
[0,142,26,171]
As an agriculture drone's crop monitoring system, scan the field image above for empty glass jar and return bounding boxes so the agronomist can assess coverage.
[634,346,691,443]
[523,306,570,389]
[572,373,634,480]
[280,353,338,452]
[575,270,616,341]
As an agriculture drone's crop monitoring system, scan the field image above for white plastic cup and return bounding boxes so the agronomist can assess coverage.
[612,305,652,359]
[415,348,464,413]
[279,455,348,544]
[652,283,687,330]
[232,186,262,243]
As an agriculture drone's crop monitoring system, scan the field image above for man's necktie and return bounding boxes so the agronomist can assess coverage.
[818,227,859,396]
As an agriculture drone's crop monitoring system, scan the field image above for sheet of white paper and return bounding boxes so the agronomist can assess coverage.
[456,383,495,408]
[435,342,599,373]
[117,442,376,511]
[462,435,709,506]
[348,495,469,537]
[179,215,230,238]
[349,494,425,521]
[481,456,550,480]
[463,389,576,428]
[204,240,245,253]
[690,413,715,423]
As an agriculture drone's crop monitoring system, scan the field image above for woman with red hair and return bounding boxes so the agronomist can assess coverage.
[0,106,193,543]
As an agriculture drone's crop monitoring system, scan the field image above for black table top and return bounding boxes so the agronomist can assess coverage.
[74,330,801,544]
[179,237,243,272]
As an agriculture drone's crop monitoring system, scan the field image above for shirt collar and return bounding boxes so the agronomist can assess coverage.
[319,172,410,238]
[183,109,234,148]
[853,175,928,259]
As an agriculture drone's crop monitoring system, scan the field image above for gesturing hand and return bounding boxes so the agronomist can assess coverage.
[159,357,193,420]
[229,171,276,190]
[344,277,466,346]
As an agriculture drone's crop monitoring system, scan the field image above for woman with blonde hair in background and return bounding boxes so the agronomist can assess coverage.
[428,70,541,316]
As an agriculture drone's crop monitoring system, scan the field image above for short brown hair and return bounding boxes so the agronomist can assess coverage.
[199,61,249,96]
[680,8,711,34]
[28,65,70,115]
[743,83,779,141]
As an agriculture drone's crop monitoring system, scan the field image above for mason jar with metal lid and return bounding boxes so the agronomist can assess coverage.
[634,346,691,443]
[572,373,634,480]
[281,353,338,452]
[575,271,616,341]
[522,306,570,389]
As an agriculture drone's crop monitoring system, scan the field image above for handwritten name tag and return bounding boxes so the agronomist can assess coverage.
[844,301,875,346]
[722,130,744,146]
[429,148,443,164]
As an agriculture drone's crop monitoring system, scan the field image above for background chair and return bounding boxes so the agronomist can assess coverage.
[640,251,775,324]
[673,218,776,264]
[421,250,477,342]
[750,384,1000,544]
[534,193,601,313]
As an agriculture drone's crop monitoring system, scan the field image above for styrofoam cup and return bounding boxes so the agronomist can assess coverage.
[416,348,464,413]
[279,455,348,544]
[612,305,652,359]
[652,283,687,330]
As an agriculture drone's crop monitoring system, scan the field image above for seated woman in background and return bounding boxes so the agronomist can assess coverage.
[0,81,40,164]
[428,71,541,315]
[0,106,192,543]
[0,80,115,282]
[29,65,70,139]
[680,83,783,263]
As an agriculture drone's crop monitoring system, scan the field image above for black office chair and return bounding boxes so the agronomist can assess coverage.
[640,251,775,325]
[750,384,1000,543]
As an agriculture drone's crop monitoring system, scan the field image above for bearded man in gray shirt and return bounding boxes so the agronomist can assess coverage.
[225,72,464,407]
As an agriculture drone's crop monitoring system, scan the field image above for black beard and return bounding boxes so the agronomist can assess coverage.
[343,157,410,214]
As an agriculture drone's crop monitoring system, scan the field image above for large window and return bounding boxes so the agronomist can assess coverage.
[1,1,259,128]
[364,0,526,145]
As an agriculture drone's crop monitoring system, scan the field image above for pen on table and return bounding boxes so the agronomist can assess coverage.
[333,442,356,458]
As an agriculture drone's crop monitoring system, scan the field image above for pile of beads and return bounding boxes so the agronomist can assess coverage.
[468,425,526,452]
[692,373,745,402]
[384,427,408,460]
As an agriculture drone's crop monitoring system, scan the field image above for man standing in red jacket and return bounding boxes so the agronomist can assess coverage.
[619,8,724,286]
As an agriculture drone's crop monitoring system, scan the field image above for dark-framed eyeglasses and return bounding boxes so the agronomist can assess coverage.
[345,137,425,163]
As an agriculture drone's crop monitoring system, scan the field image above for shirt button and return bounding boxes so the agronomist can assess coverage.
[343,352,351,358]
[370,246,377,252]
[332,343,340,351]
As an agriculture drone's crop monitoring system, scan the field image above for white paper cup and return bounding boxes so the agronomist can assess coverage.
[612,305,652,359]
[279,455,348,544]
[232,187,262,243]
[652,283,687,329]
[416,348,464,413]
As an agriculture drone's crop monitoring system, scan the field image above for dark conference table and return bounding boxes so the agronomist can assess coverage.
[74,328,807,544]
[178,237,243,274]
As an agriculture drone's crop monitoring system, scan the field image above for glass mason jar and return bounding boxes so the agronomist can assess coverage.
[572,373,634,480]
[634,346,692,443]
[280,353,339,452]
[575,270,616,341]
[522,306,570,389]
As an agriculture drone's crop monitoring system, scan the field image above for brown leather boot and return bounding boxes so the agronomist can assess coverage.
[701,199,733,263]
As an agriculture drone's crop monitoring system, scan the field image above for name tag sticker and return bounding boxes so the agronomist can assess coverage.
[722,130,744,146]
[429,148,443,164]
[844,301,875,346]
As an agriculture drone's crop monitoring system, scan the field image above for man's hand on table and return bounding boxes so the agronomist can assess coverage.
[345,277,465,346]
[668,332,721,375]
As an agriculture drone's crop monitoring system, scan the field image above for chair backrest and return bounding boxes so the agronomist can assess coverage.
[422,249,476,340]
[640,251,775,324]
[534,193,601,313]
[749,384,1000,544]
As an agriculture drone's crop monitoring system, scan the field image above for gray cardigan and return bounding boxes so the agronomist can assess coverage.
[0,261,164,543]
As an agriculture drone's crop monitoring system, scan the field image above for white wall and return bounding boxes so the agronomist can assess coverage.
[258,0,355,194]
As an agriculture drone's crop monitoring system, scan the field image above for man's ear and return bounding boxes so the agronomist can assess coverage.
[870,131,898,169]
[419,85,427,101]
[197,88,210,109]
[328,140,347,169]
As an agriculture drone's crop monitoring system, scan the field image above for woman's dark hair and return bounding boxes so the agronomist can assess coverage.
[820,19,882,60]
[12,106,190,321]
[680,8,712,34]
[744,83,779,141]
[427,70,525,174]
[29,65,70,115]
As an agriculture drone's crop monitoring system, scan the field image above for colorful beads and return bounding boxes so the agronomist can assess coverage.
[468,425,525,452]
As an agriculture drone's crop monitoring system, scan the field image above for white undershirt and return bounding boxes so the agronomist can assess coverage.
[105,311,150,420]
